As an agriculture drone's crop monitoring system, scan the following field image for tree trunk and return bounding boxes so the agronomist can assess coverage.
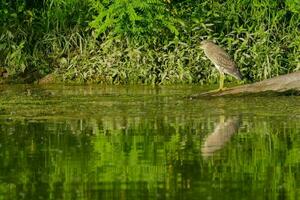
[192,71,300,97]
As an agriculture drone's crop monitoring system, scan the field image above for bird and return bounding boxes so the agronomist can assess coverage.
[200,40,242,91]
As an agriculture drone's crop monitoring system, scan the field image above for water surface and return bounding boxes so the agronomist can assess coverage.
[0,85,299,200]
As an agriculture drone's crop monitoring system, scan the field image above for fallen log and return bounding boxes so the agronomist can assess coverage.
[192,71,300,97]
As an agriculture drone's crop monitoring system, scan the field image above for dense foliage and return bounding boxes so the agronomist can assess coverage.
[0,0,300,84]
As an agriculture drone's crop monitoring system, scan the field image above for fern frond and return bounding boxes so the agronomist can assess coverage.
[89,0,178,39]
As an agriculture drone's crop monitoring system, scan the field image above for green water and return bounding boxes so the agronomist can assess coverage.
[0,85,299,200]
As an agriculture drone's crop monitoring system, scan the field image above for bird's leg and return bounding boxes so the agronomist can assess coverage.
[218,72,225,91]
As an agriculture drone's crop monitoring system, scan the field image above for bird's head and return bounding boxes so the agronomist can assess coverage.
[200,40,213,50]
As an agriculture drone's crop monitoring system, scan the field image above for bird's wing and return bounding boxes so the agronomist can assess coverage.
[203,42,242,79]
[207,45,236,69]
[214,52,236,69]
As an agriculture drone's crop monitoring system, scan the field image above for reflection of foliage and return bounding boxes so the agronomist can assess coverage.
[0,116,204,199]
[0,115,300,199]
[205,118,300,199]
[0,88,300,199]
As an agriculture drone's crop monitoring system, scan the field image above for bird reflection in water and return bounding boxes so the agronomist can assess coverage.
[201,116,241,157]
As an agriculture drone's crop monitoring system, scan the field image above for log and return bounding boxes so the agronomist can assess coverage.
[191,71,300,97]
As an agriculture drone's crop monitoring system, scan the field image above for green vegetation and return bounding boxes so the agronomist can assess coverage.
[0,0,300,84]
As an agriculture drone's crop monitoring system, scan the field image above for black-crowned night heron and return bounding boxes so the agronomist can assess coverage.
[200,40,242,91]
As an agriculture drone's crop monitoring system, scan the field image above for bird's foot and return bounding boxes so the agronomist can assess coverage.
[210,87,227,93]
[218,87,227,91]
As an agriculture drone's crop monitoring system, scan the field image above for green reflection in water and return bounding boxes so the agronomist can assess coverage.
[0,85,299,200]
